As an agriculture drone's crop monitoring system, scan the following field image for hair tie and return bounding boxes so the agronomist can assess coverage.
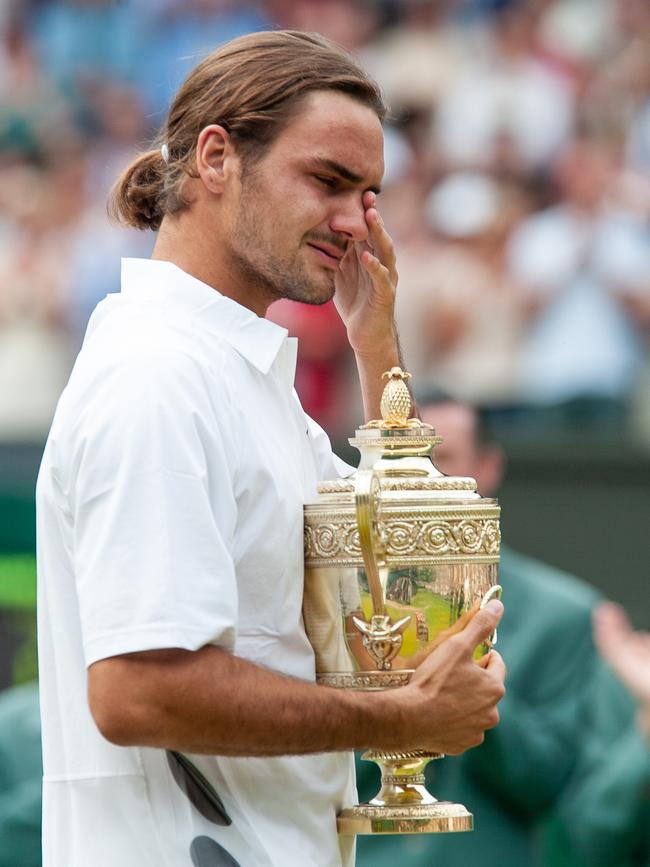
[161,143,170,164]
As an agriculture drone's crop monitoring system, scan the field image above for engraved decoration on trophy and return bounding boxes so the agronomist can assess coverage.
[303,368,502,836]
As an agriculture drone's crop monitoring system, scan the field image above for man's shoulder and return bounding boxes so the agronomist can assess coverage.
[80,294,212,368]
[64,298,233,409]
[47,303,238,460]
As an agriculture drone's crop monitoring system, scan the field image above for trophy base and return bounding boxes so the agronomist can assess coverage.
[338,749,473,835]
[337,802,473,835]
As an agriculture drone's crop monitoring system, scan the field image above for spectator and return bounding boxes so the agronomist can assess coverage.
[360,0,463,117]
[136,0,271,117]
[433,3,575,173]
[29,0,144,92]
[544,602,650,866]
[0,19,79,160]
[507,136,650,423]
[0,160,75,441]
[394,172,530,405]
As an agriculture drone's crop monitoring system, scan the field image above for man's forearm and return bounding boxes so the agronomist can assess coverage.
[89,645,394,756]
[354,333,403,423]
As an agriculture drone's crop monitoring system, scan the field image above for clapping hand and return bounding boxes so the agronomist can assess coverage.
[593,601,650,736]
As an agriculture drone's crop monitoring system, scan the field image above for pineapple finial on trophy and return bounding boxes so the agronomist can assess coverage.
[380,367,412,426]
[362,366,424,430]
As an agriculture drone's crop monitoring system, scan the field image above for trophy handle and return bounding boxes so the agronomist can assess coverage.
[480,584,503,648]
[354,469,385,616]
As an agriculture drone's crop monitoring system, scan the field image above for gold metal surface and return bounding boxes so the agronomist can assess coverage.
[360,367,425,430]
[316,670,414,689]
[336,803,474,836]
[379,368,413,426]
[304,509,500,567]
[317,477,478,494]
[302,369,502,836]
[354,469,385,615]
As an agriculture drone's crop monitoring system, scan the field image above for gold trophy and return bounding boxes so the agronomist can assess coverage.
[303,369,501,835]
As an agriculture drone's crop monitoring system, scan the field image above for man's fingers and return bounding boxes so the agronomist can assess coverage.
[593,601,631,647]
[365,208,397,275]
[484,648,507,683]
[363,190,377,209]
[369,220,397,273]
[360,250,395,299]
[457,599,504,652]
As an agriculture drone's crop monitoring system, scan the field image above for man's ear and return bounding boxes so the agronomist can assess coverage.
[195,124,238,194]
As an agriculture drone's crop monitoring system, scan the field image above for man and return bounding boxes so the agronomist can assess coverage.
[356,397,606,867]
[36,31,505,867]
[545,602,650,867]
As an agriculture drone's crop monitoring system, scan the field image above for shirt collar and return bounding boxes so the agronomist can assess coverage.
[120,257,289,375]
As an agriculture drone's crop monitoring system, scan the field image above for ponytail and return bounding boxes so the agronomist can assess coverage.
[108,149,167,231]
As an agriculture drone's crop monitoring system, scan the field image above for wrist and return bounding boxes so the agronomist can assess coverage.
[354,346,400,369]
[353,684,417,752]
[349,326,399,364]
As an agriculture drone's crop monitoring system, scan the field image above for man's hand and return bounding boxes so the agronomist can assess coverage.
[335,191,404,421]
[593,601,650,736]
[334,191,398,359]
[384,599,507,755]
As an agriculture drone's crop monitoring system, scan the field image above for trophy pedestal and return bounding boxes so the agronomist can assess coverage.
[337,803,473,836]
[337,750,473,835]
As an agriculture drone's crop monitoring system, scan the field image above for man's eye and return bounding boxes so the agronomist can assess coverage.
[315,175,337,189]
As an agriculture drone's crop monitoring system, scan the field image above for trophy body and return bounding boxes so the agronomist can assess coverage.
[303,370,501,835]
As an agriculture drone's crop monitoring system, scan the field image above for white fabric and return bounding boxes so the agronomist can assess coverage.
[37,258,356,867]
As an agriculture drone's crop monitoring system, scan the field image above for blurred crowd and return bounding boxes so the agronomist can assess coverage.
[1,0,650,442]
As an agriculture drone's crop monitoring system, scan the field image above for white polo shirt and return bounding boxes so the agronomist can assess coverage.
[36,258,356,867]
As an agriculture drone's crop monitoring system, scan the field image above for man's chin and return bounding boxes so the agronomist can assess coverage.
[309,281,336,306]
[284,275,335,306]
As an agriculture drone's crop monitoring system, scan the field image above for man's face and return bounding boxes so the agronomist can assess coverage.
[223,90,384,307]
[422,403,481,480]
[420,402,503,499]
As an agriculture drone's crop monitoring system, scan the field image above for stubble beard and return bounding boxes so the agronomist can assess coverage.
[229,185,335,308]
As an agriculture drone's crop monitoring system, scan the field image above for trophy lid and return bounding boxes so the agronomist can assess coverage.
[326,367,480,500]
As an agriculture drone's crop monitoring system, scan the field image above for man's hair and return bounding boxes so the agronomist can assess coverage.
[109,30,387,231]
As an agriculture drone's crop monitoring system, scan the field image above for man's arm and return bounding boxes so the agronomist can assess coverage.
[546,664,650,867]
[88,601,505,756]
[333,191,406,422]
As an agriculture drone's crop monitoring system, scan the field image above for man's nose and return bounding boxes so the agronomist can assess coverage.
[329,195,368,243]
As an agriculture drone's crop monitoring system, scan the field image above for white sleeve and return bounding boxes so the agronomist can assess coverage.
[305,414,356,481]
[69,346,238,667]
